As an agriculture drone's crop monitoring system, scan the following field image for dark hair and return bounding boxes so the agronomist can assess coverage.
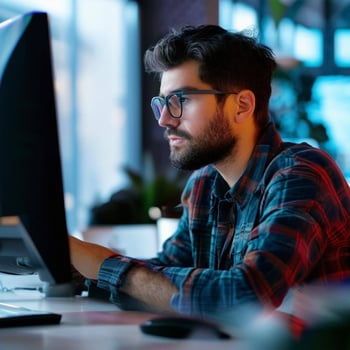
[144,25,277,128]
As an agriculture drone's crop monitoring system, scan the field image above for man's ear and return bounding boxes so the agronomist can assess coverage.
[235,90,255,123]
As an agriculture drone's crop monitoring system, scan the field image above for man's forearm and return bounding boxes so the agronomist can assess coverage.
[120,265,178,313]
[70,236,178,313]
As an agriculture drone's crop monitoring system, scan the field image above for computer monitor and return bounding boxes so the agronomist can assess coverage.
[0,11,73,296]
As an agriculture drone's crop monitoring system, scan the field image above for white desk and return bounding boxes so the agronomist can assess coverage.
[1,293,349,350]
[0,297,247,350]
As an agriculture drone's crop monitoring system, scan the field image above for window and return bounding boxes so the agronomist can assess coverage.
[219,0,257,31]
[0,0,140,231]
[335,29,350,67]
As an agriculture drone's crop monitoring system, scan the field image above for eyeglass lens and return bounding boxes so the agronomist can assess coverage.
[151,97,164,120]
[151,94,182,120]
[167,94,182,118]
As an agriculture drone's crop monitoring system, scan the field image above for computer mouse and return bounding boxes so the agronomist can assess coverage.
[140,315,231,339]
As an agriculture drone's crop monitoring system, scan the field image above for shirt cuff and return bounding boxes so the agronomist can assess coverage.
[97,255,134,304]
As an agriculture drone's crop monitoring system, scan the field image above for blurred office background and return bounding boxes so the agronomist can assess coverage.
[0,0,349,233]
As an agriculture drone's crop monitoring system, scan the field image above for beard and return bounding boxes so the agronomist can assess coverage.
[165,109,238,171]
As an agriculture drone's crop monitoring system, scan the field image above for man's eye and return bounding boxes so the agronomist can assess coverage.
[179,96,189,104]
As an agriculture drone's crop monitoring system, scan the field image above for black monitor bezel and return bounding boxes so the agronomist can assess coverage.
[0,11,73,296]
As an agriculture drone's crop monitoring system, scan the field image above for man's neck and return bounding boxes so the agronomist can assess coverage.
[214,133,257,188]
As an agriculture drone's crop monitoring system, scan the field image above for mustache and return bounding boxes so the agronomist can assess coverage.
[164,128,191,140]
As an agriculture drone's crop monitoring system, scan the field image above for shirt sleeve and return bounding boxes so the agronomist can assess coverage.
[97,251,259,316]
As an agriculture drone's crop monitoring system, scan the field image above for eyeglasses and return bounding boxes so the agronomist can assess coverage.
[150,89,238,120]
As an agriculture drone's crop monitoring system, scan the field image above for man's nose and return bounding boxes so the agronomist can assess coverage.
[158,107,180,128]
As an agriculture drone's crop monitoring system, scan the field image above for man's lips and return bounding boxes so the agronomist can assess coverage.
[164,129,191,147]
[168,135,185,146]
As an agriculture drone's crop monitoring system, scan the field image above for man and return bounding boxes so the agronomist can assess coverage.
[70,25,350,318]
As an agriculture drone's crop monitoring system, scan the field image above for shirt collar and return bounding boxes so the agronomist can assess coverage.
[213,122,283,205]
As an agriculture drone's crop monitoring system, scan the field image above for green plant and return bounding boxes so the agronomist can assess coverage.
[90,153,187,225]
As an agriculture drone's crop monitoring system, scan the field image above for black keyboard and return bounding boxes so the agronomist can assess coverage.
[0,302,61,327]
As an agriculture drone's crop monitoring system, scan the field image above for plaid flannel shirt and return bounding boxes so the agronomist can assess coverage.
[98,123,350,317]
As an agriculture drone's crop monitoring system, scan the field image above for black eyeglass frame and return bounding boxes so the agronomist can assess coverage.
[150,89,238,120]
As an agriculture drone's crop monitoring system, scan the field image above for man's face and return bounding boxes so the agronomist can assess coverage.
[158,60,238,170]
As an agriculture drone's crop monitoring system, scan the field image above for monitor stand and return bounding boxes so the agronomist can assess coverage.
[0,217,74,297]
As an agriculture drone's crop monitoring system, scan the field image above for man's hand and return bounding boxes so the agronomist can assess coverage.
[69,235,178,313]
[69,235,117,280]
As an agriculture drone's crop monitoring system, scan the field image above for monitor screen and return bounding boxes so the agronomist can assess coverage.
[0,11,73,296]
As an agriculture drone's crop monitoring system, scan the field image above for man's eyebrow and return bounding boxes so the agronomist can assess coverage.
[160,86,200,96]
[172,86,200,92]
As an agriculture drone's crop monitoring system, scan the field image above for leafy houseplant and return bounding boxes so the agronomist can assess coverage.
[89,154,187,225]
